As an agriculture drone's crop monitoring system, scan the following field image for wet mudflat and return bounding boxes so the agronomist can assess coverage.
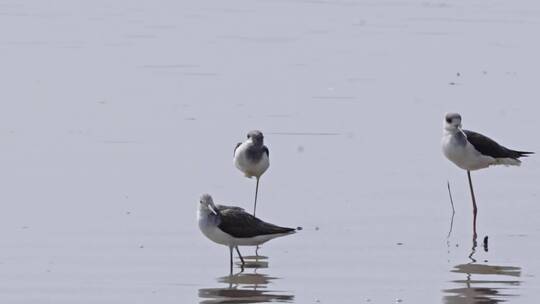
[1,0,540,303]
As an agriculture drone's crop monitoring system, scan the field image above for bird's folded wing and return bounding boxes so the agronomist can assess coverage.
[218,209,294,238]
[463,130,516,158]
[234,143,241,156]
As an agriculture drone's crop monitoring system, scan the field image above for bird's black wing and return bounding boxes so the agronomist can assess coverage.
[263,146,269,157]
[234,142,241,156]
[464,130,533,159]
[218,209,295,238]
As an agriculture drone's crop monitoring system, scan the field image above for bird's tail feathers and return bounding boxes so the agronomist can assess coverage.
[514,150,534,158]
[494,157,521,166]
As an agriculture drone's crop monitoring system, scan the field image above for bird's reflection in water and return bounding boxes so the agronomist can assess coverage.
[199,255,294,304]
[443,239,522,303]
[241,254,269,270]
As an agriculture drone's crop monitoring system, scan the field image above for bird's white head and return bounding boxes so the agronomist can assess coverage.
[199,193,218,215]
[444,113,462,132]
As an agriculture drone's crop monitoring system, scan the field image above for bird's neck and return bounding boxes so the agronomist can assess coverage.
[444,126,461,135]
[247,138,264,147]
[198,206,212,218]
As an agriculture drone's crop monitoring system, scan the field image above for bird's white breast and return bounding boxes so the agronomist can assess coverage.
[198,211,232,246]
[441,132,495,171]
[233,142,269,178]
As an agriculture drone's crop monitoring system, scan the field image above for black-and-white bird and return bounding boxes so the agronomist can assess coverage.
[197,194,296,273]
[233,130,269,216]
[441,113,533,236]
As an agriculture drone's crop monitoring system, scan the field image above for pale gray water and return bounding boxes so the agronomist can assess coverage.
[1,0,540,303]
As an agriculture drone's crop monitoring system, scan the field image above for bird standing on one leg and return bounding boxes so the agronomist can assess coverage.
[234,130,269,216]
[197,194,297,274]
[441,113,533,237]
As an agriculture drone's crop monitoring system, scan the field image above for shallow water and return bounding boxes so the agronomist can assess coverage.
[1,0,540,303]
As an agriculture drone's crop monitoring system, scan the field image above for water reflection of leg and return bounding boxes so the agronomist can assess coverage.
[241,246,268,270]
[444,262,522,303]
[444,229,523,303]
[241,253,269,269]
[468,234,477,263]
[199,271,295,303]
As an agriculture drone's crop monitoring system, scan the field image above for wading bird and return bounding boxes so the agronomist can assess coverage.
[441,113,533,237]
[234,130,269,216]
[197,194,296,273]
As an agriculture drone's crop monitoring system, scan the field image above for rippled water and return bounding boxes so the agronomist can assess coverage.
[1,0,539,303]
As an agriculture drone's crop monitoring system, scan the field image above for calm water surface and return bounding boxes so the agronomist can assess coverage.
[0,0,539,303]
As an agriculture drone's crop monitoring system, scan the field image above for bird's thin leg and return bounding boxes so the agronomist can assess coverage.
[235,246,245,270]
[229,246,234,275]
[467,170,478,239]
[253,177,260,216]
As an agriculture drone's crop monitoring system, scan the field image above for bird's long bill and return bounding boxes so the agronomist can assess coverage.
[208,204,218,215]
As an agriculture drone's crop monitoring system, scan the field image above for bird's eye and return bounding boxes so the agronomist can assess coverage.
[446,117,452,123]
